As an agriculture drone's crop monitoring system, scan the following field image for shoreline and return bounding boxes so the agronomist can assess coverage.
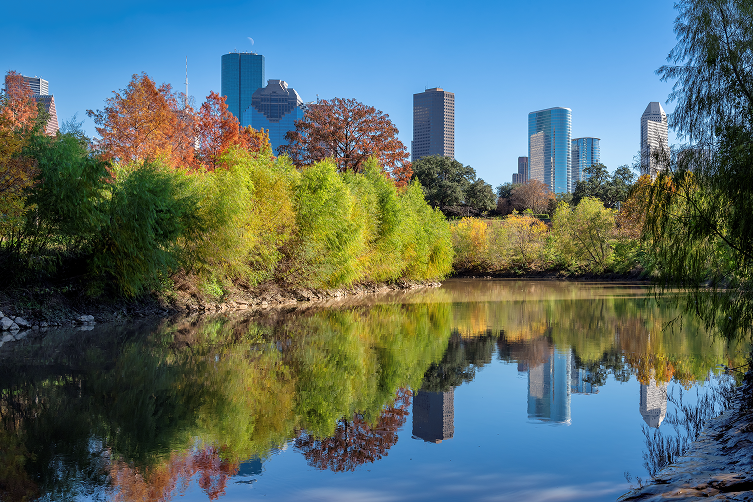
[619,375,753,501]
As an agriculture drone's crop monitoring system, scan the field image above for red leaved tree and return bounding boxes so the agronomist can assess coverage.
[1,72,39,131]
[197,91,271,170]
[282,97,412,186]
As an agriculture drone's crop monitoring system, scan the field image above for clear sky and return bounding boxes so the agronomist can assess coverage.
[2,0,682,189]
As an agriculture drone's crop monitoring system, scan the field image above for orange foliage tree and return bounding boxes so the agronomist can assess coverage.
[282,97,412,186]
[196,91,270,170]
[510,179,555,214]
[0,72,41,234]
[87,73,270,170]
[294,388,411,472]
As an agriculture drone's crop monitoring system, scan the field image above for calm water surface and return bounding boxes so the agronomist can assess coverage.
[0,280,746,502]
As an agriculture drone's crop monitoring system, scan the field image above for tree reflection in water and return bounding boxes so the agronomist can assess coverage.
[294,388,411,472]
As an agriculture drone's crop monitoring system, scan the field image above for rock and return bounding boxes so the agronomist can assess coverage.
[14,331,28,340]
[2,334,14,343]
[14,317,31,328]
[0,317,14,331]
[41,321,48,327]
[78,325,94,331]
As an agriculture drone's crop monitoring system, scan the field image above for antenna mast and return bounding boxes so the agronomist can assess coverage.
[184,56,189,107]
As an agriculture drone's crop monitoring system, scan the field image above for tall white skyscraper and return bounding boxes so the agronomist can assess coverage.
[640,102,669,178]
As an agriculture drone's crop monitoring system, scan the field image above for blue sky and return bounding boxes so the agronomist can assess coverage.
[2,0,681,188]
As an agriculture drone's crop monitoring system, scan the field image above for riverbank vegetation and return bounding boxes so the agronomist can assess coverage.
[0,73,452,304]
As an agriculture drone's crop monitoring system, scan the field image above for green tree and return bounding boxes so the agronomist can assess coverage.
[572,163,636,208]
[410,155,475,208]
[465,178,497,213]
[648,0,753,338]
[552,197,616,273]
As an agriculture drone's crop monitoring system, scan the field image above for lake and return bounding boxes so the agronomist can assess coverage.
[0,279,745,502]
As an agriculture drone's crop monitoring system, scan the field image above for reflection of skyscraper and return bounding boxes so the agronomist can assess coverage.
[412,389,454,443]
[640,379,668,428]
[527,350,571,423]
[571,362,599,395]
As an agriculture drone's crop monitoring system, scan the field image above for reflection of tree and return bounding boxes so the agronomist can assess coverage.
[294,388,411,472]
[421,330,498,392]
[110,445,239,501]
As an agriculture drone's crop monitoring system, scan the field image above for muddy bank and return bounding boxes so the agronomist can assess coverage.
[0,279,441,334]
[619,377,753,501]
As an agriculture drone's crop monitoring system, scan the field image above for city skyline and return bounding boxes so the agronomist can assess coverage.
[2,0,681,188]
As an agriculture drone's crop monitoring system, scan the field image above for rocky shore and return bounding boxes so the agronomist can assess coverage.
[0,279,441,350]
[619,376,753,501]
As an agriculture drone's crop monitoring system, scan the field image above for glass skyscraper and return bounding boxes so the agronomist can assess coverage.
[221,52,265,127]
[528,107,572,193]
[249,80,304,155]
[571,137,600,185]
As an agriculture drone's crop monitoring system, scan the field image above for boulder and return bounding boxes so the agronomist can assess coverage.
[14,331,28,340]
[78,315,95,324]
[0,317,14,330]
[14,317,31,328]
[2,334,14,343]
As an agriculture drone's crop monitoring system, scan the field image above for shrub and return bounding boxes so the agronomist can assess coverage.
[552,197,616,273]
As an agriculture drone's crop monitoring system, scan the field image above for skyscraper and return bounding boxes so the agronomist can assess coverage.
[571,137,601,185]
[527,349,572,424]
[4,74,58,135]
[513,156,528,184]
[412,88,454,162]
[640,102,669,178]
[221,52,265,127]
[528,107,572,193]
[249,80,304,154]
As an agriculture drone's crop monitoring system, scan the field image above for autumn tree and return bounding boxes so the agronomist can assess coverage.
[0,72,42,238]
[196,91,270,170]
[510,179,554,214]
[282,97,412,186]
[88,73,189,166]
[88,73,271,170]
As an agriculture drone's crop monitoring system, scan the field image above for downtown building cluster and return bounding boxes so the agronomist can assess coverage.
[3,74,59,136]
[512,102,669,193]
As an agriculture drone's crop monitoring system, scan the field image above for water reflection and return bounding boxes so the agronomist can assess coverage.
[0,280,747,501]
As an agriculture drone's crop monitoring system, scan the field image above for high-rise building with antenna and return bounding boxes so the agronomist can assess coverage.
[221,52,265,127]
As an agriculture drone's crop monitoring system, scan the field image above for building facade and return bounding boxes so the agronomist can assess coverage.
[248,80,304,154]
[412,88,454,162]
[528,107,572,193]
[512,156,528,184]
[221,52,265,128]
[640,102,669,177]
[412,388,455,443]
[571,137,601,185]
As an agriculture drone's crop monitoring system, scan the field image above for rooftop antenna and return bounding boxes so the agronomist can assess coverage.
[184,56,189,107]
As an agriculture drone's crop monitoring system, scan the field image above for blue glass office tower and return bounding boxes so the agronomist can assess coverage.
[249,80,304,154]
[221,52,265,127]
[571,137,600,185]
[528,107,572,193]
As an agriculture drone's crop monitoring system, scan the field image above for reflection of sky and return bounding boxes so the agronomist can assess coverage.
[175,357,673,501]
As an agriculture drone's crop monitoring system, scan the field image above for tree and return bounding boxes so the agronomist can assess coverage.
[465,178,497,213]
[196,91,271,170]
[510,179,554,214]
[552,197,616,273]
[647,0,753,338]
[572,163,636,208]
[282,97,412,186]
[87,73,188,166]
[411,155,475,207]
